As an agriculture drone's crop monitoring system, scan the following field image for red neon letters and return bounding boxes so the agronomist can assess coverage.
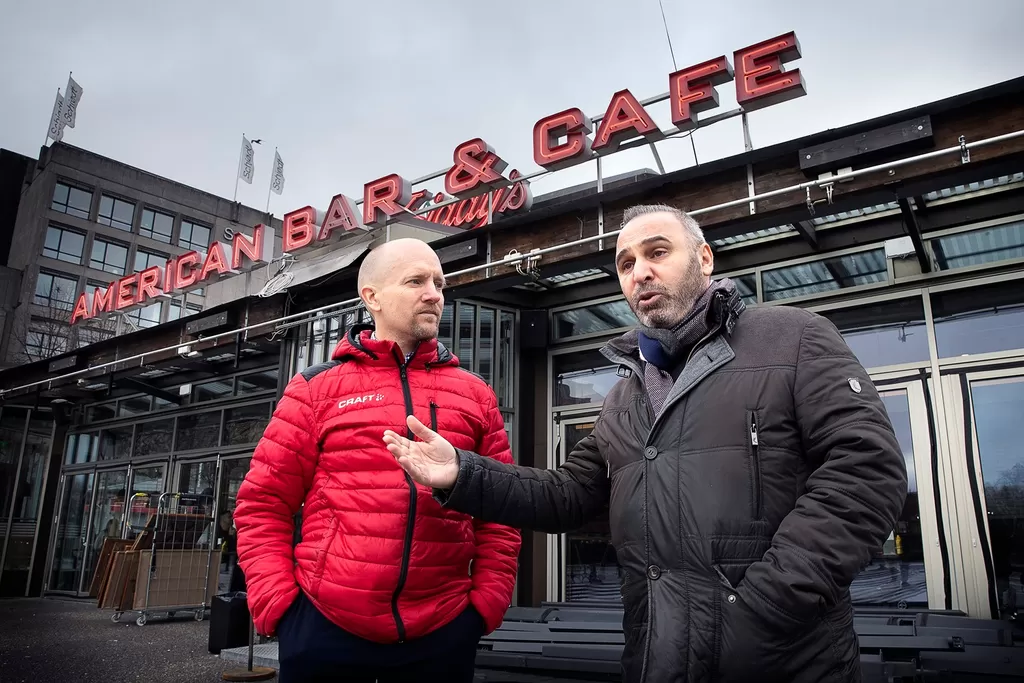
[444,139,509,198]
[533,108,593,171]
[670,56,734,131]
[591,89,662,153]
[735,32,805,111]
[363,174,412,228]
[70,225,276,325]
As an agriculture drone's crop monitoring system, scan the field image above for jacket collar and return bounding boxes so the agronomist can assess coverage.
[331,323,457,369]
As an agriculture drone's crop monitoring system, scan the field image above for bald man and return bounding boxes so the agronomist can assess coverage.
[234,238,521,683]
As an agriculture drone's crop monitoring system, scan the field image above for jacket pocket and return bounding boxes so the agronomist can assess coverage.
[747,409,763,520]
[310,515,338,599]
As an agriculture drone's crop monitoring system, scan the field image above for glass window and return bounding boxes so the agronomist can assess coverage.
[86,403,116,422]
[65,432,98,464]
[931,219,1024,271]
[98,426,133,460]
[0,409,29,529]
[553,348,622,406]
[90,238,129,276]
[118,396,151,417]
[179,220,211,252]
[134,249,167,273]
[820,297,930,369]
[134,419,174,457]
[716,273,758,306]
[968,376,1024,620]
[194,379,232,402]
[78,325,114,349]
[176,412,220,451]
[125,303,162,330]
[43,225,85,264]
[140,209,174,243]
[34,271,79,311]
[762,249,888,302]
[51,182,93,219]
[168,299,203,321]
[438,303,454,351]
[97,195,135,231]
[24,323,69,360]
[479,307,495,386]
[458,303,476,370]
[223,404,270,446]
[932,280,1024,358]
[553,299,637,340]
[237,369,279,395]
[496,311,515,408]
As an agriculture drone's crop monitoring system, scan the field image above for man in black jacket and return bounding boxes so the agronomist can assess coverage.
[384,204,909,683]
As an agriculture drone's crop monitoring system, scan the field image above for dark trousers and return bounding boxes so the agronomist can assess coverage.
[277,591,483,683]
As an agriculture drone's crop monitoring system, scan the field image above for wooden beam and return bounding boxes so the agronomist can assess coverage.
[898,197,932,273]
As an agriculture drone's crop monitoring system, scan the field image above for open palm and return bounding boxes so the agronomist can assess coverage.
[384,415,460,489]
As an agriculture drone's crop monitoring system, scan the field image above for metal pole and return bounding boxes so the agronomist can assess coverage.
[4,126,1023,399]
[265,147,275,214]
[233,134,243,203]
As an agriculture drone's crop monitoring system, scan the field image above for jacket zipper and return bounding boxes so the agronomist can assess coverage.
[391,361,417,643]
[749,411,762,519]
[429,401,438,431]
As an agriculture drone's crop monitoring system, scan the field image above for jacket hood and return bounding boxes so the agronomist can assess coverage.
[331,323,459,369]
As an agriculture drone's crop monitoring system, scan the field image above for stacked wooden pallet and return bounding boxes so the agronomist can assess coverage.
[94,516,155,611]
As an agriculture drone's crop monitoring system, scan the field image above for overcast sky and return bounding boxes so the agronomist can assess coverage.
[1,0,1022,218]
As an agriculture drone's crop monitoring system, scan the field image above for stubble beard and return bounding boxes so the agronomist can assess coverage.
[631,267,708,329]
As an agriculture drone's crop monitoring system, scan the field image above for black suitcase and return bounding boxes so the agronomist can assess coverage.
[208,591,250,655]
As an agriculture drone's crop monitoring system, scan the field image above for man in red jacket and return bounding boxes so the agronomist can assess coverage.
[233,237,521,683]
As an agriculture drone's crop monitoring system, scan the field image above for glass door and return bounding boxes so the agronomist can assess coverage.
[81,469,128,593]
[215,456,251,593]
[550,414,615,603]
[946,369,1024,621]
[125,464,165,542]
[848,380,944,610]
[48,472,95,594]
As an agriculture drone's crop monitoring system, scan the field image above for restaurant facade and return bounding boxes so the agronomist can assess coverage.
[1,60,1022,627]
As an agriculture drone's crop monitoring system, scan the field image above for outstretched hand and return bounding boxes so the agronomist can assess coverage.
[384,415,459,489]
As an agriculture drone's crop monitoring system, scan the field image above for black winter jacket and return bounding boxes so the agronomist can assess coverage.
[439,304,908,683]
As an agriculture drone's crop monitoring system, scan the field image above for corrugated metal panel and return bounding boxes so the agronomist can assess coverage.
[711,224,795,248]
[932,219,1024,269]
[811,202,900,227]
[763,249,888,301]
[924,172,1024,201]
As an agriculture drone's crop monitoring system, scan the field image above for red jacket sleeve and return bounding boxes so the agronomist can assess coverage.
[467,389,522,634]
[234,372,320,636]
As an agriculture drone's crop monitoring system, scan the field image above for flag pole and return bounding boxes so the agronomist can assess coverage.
[233,133,243,203]
[265,147,276,214]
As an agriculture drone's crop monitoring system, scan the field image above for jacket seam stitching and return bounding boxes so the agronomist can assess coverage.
[811,417,893,444]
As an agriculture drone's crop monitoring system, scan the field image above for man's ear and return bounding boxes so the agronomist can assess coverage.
[699,243,714,278]
[360,285,382,315]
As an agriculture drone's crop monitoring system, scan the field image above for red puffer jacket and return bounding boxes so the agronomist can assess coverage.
[234,325,521,643]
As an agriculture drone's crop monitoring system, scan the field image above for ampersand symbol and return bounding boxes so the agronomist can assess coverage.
[445,138,508,197]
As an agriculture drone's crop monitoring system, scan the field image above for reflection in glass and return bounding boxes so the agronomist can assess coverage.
[98,426,133,460]
[558,420,618,601]
[216,458,251,593]
[49,472,94,592]
[126,465,164,539]
[479,308,495,386]
[0,409,28,535]
[762,249,888,302]
[87,403,116,422]
[2,411,52,594]
[134,419,173,457]
[821,298,930,369]
[932,281,1024,358]
[848,391,927,608]
[969,377,1024,620]
[458,304,476,370]
[931,219,1024,271]
[176,412,220,451]
[223,404,270,446]
[81,470,126,594]
[553,349,622,406]
[553,299,636,340]
[194,380,232,403]
[237,370,279,395]
[496,311,515,408]
[438,303,454,351]
[65,432,97,464]
[716,273,758,306]
[118,396,151,417]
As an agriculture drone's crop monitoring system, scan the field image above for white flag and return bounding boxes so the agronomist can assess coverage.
[271,150,285,195]
[238,136,255,184]
[48,90,66,143]
[61,75,83,128]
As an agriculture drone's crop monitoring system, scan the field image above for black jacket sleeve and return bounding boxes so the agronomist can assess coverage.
[739,314,908,629]
[432,423,610,534]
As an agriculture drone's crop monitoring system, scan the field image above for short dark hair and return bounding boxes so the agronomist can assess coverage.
[621,204,705,245]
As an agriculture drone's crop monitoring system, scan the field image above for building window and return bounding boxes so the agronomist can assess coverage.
[179,220,211,252]
[98,426,133,460]
[717,273,758,306]
[24,317,71,360]
[237,369,279,395]
[90,238,129,275]
[223,404,271,446]
[125,302,162,329]
[34,271,79,311]
[51,182,93,219]
[930,218,1024,271]
[43,225,86,264]
[98,195,136,232]
[77,325,113,349]
[176,411,221,451]
[762,249,889,302]
[134,419,174,457]
[932,280,1024,359]
[553,348,621,406]
[140,208,174,243]
[134,248,167,273]
[168,299,203,321]
[553,299,637,340]
[819,297,930,370]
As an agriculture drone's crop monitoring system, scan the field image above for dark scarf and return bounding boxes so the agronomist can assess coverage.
[639,278,745,414]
